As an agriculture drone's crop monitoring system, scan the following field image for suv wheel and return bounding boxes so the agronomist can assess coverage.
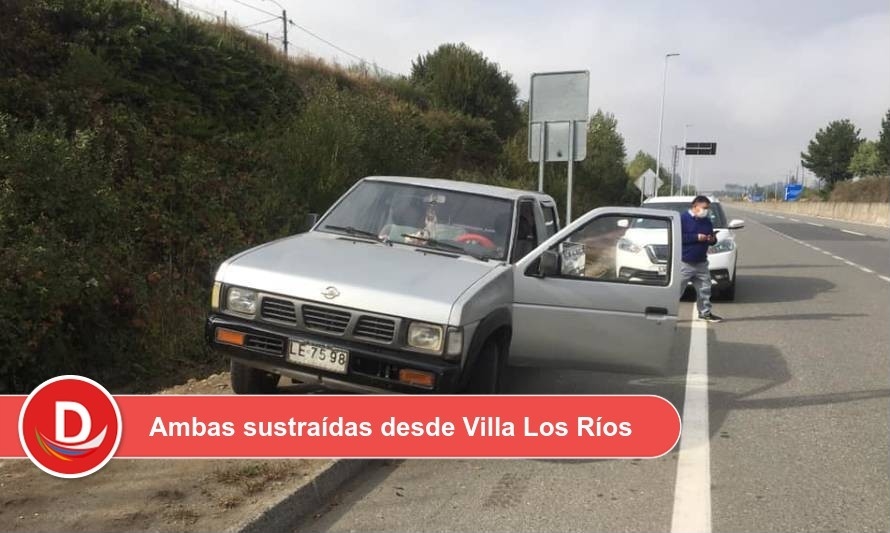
[465,339,503,394]
[230,360,279,394]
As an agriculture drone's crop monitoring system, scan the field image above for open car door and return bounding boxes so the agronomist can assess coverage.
[510,207,681,375]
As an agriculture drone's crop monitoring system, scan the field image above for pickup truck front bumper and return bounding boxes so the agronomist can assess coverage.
[205,314,461,393]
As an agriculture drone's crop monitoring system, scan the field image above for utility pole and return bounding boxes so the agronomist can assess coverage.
[282,9,288,56]
[654,53,680,197]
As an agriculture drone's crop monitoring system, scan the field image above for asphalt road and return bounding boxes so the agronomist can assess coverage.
[295,206,889,533]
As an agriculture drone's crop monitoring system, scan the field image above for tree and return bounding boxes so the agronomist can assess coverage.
[877,109,890,173]
[411,43,521,139]
[625,150,673,196]
[800,119,862,186]
[848,140,883,177]
[574,110,634,210]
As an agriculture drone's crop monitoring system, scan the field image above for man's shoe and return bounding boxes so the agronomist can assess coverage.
[699,313,723,323]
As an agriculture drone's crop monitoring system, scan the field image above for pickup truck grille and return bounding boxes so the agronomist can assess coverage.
[252,292,401,345]
[354,316,396,342]
[302,305,350,334]
[261,297,298,323]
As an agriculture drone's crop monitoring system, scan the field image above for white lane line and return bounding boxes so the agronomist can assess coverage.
[807,222,824,227]
[789,218,800,222]
[671,307,711,533]
[753,218,890,284]
[775,215,786,219]
[842,229,866,237]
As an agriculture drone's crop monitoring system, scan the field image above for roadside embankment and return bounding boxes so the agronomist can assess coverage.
[732,201,890,227]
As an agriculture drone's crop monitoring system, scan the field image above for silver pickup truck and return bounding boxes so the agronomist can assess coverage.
[206,176,683,394]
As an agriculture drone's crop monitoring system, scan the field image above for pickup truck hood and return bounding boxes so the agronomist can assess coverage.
[217,232,497,324]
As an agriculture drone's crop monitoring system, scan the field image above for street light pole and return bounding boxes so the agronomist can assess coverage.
[654,53,679,197]
[682,123,692,193]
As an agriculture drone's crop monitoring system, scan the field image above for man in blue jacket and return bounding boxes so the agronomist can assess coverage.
[681,196,722,322]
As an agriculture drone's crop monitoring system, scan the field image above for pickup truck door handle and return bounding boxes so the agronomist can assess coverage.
[645,306,668,318]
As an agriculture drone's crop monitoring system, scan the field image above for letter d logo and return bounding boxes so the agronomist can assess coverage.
[19,376,122,478]
[56,402,91,444]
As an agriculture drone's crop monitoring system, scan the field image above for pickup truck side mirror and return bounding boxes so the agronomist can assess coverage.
[302,212,319,232]
[536,250,560,277]
[727,219,745,230]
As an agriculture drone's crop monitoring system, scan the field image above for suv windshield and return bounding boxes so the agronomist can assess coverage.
[641,201,727,228]
[318,180,514,261]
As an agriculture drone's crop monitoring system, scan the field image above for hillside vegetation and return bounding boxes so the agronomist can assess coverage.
[0,0,635,391]
[830,177,890,203]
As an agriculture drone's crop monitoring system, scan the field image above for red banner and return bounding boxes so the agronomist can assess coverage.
[2,394,680,459]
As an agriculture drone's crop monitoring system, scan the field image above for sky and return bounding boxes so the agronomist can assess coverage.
[182,0,890,191]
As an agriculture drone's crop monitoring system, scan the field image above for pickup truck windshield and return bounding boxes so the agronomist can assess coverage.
[318,181,514,261]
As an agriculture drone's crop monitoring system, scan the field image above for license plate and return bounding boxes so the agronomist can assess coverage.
[287,341,349,374]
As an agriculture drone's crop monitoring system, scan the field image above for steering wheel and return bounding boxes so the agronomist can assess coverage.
[455,232,496,250]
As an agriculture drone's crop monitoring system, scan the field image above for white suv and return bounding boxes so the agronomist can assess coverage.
[615,196,744,300]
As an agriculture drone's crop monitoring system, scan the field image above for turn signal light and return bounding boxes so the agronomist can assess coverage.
[216,328,245,346]
[398,369,435,388]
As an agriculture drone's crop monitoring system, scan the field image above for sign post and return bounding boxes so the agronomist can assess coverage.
[537,123,546,193]
[528,71,590,223]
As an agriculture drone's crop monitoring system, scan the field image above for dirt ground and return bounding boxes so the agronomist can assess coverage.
[0,373,328,533]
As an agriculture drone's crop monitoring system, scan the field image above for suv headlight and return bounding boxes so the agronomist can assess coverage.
[708,240,735,254]
[407,322,444,352]
[226,286,258,316]
[617,238,641,253]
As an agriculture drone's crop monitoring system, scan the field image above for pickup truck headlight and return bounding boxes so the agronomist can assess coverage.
[407,322,444,352]
[226,286,258,316]
[708,240,735,254]
[617,238,641,253]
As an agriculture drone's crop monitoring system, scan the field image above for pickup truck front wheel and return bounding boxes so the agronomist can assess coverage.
[465,339,504,394]
[230,360,279,394]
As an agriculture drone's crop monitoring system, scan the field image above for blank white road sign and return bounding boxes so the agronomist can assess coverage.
[528,71,589,162]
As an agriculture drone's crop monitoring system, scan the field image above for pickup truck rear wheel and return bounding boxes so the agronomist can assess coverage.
[465,339,503,394]
[230,360,279,394]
